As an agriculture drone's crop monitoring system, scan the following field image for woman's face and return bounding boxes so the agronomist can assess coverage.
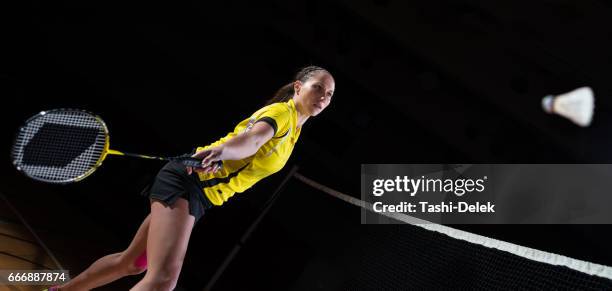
[294,71,335,117]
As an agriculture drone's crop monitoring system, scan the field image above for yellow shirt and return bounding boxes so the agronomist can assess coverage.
[196,99,301,206]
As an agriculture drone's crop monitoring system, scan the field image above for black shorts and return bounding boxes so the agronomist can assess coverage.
[140,160,213,223]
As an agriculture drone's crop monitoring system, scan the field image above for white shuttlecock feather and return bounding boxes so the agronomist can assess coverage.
[542,87,594,127]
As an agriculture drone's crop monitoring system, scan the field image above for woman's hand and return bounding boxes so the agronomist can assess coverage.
[186,147,224,175]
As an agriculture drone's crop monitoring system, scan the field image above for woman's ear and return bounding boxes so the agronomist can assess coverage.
[293,80,302,96]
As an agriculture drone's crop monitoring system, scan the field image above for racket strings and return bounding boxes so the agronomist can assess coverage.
[23,123,98,166]
[12,111,107,183]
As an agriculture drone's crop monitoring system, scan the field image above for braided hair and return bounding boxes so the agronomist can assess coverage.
[266,66,331,105]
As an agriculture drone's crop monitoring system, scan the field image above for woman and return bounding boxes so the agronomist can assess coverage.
[49,65,335,291]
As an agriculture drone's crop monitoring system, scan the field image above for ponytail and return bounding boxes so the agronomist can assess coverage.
[266,65,331,105]
[266,82,295,105]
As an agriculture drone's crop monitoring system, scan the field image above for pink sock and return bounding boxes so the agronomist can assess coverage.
[134,251,147,269]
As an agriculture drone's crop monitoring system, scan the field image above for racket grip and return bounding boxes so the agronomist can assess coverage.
[180,158,204,167]
[176,157,223,169]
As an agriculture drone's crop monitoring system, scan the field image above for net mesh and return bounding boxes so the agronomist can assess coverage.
[291,173,612,290]
[337,225,612,290]
[11,110,107,183]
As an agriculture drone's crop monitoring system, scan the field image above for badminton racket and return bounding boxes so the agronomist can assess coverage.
[11,109,218,184]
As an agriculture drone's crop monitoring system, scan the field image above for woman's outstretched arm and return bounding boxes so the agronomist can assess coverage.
[188,121,275,174]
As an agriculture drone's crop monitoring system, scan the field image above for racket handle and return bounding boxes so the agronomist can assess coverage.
[173,157,223,169]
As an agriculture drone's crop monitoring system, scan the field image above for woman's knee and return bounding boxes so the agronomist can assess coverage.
[121,251,148,275]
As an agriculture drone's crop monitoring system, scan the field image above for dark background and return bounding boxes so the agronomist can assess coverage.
[2,0,612,290]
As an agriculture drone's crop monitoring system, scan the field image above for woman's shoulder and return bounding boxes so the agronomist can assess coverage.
[262,101,290,111]
[253,101,291,117]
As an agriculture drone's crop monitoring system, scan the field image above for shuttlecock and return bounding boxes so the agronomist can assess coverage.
[542,86,594,127]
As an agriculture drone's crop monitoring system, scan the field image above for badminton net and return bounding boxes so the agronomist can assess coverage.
[293,172,612,290]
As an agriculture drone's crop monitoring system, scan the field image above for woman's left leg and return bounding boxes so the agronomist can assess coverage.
[57,213,151,290]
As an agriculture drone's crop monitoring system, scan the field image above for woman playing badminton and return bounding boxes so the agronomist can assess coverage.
[49,65,335,291]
